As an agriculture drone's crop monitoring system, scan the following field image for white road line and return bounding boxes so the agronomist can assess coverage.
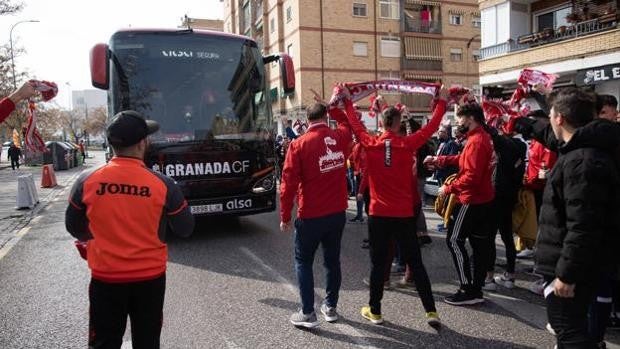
[0,226,31,261]
[239,247,379,349]
[485,292,547,329]
[31,215,42,224]
[120,340,132,349]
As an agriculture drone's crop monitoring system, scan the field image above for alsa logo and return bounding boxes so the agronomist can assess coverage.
[226,199,252,210]
[161,50,193,58]
[95,182,151,197]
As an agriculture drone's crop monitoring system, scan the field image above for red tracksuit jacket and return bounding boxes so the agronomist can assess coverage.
[437,126,495,205]
[279,118,352,223]
[345,99,446,217]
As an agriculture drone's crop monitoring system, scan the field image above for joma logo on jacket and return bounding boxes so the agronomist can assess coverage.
[95,182,152,197]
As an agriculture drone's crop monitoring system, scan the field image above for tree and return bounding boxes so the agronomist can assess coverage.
[0,0,22,16]
[35,106,64,140]
[83,106,107,138]
[60,109,85,142]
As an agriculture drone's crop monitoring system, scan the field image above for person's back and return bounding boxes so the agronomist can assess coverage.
[280,118,350,220]
[65,110,194,348]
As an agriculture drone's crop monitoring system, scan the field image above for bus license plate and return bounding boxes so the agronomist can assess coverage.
[190,204,223,214]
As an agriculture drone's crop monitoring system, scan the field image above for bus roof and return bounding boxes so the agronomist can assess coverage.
[112,28,253,42]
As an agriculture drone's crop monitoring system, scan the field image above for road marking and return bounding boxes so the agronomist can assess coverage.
[120,340,132,349]
[485,292,547,329]
[0,226,31,261]
[31,215,42,224]
[239,247,378,349]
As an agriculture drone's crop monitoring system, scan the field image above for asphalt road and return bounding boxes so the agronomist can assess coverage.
[0,155,617,348]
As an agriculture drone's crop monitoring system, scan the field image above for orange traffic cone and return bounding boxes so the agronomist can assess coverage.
[41,164,57,188]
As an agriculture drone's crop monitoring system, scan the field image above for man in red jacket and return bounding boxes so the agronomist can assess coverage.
[280,102,352,328]
[343,89,447,328]
[0,82,37,123]
[426,103,495,306]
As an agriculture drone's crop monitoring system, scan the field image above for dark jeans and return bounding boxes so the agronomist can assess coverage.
[294,211,346,314]
[10,157,19,170]
[546,278,597,349]
[89,274,166,349]
[368,215,436,314]
[446,202,493,293]
[488,196,517,274]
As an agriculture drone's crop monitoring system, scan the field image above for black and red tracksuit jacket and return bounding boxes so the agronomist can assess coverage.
[437,126,495,205]
[65,157,194,282]
[344,99,447,217]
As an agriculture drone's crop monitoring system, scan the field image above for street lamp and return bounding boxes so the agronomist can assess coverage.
[9,19,40,89]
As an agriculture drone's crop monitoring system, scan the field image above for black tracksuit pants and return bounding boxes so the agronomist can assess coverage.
[446,202,494,293]
[89,274,166,349]
[488,196,517,274]
[368,215,436,314]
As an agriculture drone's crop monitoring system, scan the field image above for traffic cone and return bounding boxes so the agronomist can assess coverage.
[41,164,57,188]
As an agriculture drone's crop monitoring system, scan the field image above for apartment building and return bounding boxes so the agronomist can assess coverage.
[478,0,619,101]
[223,0,480,129]
[179,15,224,31]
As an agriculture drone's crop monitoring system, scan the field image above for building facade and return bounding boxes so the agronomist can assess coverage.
[71,89,107,112]
[478,0,619,101]
[223,0,480,129]
[179,15,224,31]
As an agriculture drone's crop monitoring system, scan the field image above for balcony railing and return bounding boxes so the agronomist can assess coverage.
[402,94,434,110]
[404,18,441,34]
[480,15,618,60]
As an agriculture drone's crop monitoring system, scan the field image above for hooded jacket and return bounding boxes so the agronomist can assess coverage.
[535,119,620,283]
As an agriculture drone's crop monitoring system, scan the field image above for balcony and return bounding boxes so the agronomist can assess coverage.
[481,13,618,60]
[404,18,441,34]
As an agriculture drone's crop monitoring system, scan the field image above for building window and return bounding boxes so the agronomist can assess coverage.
[242,2,251,32]
[472,16,481,27]
[450,48,463,61]
[353,42,368,56]
[270,18,275,33]
[286,6,292,23]
[472,49,480,61]
[535,7,571,31]
[287,43,293,57]
[380,37,400,57]
[379,0,399,20]
[353,3,367,17]
[449,14,463,25]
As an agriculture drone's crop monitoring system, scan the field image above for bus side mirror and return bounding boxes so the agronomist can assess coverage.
[279,53,295,95]
[90,43,110,90]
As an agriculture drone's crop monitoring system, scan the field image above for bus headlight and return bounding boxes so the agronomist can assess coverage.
[252,175,275,193]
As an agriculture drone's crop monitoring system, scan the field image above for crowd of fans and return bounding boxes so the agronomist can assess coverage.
[278,81,620,349]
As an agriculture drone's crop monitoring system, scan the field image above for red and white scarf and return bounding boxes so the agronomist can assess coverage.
[329,80,441,107]
[25,80,58,153]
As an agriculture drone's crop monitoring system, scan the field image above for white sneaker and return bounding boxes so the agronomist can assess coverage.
[529,278,545,296]
[516,249,535,259]
[546,323,556,335]
[494,273,515,289]
[482,278,497,291]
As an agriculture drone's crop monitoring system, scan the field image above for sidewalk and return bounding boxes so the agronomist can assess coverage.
[0,150,105,250]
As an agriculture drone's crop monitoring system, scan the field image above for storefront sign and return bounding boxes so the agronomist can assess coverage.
[576,64,620,86]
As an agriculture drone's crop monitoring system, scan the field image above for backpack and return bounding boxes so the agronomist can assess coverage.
[434,173,458,223]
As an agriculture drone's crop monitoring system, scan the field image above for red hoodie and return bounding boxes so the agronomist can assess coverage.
[345,99,446,217]
[279,117,352,223]
[437,126,495,205]
[525,139,557,190]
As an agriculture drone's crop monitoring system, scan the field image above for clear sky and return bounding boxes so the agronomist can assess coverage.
[0,0,223,109]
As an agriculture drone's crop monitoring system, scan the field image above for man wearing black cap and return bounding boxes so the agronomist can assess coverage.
[65,110,194,349]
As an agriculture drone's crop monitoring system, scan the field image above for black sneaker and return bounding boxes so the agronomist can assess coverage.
[419,235,432,245]
[444,289,484,306]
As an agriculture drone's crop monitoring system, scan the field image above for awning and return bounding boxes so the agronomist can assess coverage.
[404,37,442,60]
[405,0,440,6]
[471,11,481,17]
[403,73,442,81]
[449,9,466,15]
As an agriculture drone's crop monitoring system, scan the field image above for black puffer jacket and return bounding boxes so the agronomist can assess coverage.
[535,120,620,283]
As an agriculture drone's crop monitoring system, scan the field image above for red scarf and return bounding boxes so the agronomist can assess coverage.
[25,80,58,153]
[329,80,441,108]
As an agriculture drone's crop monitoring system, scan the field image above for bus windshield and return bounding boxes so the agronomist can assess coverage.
[109,31,271,142]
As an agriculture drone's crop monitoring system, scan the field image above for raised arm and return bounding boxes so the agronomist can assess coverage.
[405,99,446,150]
[343,99,372,147]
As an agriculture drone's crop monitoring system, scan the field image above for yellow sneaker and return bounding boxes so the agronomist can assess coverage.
[426,311,441,328]
[361,306,383,324]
